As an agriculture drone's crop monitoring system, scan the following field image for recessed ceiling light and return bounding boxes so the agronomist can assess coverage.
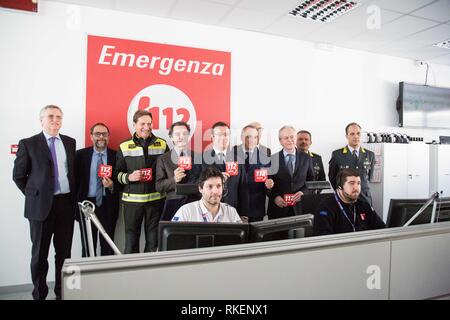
[289,0,360,23]
[433,39,450,50]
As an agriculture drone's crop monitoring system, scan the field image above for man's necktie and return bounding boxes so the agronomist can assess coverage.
[96,153,103,207]
[352,149,358,165]
[287,154,294,177]
[245,152,250,173]
[49,137,60,192]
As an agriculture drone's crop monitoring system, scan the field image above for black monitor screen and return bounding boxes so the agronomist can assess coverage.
[387,197,450,228]
[249,214,314,242]
[158,221,249,251]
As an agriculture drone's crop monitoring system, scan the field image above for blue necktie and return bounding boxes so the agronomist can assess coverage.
[287,154,294,177]
[96,153,103,207]
[49,137,60,192]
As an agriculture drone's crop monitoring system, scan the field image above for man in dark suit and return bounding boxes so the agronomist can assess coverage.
[296,130,325,182]
[328,122,375,205]
[232,125,274,222]
[13,105,76,300]
[202,122,249,219]
[268,125,314,220]
[75,123,119,256]
[156,121,201,221]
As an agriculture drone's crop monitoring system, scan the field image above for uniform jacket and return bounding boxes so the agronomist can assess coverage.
[114,133,169,203]
[328,146,375,204]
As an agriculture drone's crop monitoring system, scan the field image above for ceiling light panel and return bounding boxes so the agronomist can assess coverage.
[433,39,450,50]
[289,0,360,23]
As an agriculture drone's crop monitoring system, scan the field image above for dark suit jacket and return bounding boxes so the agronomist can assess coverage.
[13,132,76,221]
[201,148,250,215]
[74,147,119,220]
[267,149,314,219]
[155,149,201,200]
[232,145,271,218]
[259,144,271,157]
[308,151,326,181]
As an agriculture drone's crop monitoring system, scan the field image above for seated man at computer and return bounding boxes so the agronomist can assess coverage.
[314,168,385,235]
[172,166,242,223]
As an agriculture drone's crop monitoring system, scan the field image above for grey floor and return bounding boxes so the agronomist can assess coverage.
[0,286,56,300]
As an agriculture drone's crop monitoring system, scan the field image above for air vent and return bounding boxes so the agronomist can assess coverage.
[433,39,450,50]
[289,0,359,23]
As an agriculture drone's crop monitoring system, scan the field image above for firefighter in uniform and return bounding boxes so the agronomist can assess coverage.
[328,122,375,205]
[115,110,169,253]
[296,130,325,181]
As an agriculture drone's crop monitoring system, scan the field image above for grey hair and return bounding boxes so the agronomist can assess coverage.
[39,105,63,119]
[278,125,296,139]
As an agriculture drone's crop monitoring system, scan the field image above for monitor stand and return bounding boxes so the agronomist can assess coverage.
[403,191,441,227]
[78,200,122,256]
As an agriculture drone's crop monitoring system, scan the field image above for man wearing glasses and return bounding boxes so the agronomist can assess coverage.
[74,123,119,256]
[13,105,76,300]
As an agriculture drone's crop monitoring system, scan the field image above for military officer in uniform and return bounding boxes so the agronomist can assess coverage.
[296,130,325,181]
[328,122,375,205]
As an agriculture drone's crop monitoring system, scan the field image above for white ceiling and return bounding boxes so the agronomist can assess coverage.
[46,0,450,65]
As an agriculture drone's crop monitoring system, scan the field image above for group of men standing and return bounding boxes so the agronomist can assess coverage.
[12,104,382,300]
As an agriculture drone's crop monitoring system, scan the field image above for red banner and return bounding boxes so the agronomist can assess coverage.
[0,0,37,12]
[86,35,231,150]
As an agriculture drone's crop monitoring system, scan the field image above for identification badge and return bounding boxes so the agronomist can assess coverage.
[254,169,268,183]
[178,156,192,170]
[140,168,153,182]
[98,164,112,178]
[225,162,239,176]
[284,194,295,206]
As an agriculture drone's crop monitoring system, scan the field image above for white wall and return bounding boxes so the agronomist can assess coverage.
[1,1,450,287]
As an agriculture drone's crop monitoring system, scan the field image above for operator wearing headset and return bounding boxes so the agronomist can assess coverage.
[314,168,385,236]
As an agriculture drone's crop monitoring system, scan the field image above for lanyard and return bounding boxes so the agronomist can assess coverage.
[334,193,356,232]
[198,202,220,222]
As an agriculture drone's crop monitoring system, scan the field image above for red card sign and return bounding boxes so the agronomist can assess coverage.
[254,169,268,183]
[284,194,295,206]
[98,164,112,178]
[11,144,18,155]
[86,35,230,151]
[178,156,192,170]
[225,162,238,176]
[140,168,152,182]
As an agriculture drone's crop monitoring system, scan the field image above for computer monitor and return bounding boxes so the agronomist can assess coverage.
[158,221,249,251]
[249,214,314,242]
[386,197,450,228]
[302,193,331,215]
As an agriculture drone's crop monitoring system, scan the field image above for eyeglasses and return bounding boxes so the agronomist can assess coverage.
[93,132,109,138]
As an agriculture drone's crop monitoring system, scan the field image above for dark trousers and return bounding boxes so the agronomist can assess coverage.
[78,197,118,257]
[123,200,162,253]
[29,193,74,300]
